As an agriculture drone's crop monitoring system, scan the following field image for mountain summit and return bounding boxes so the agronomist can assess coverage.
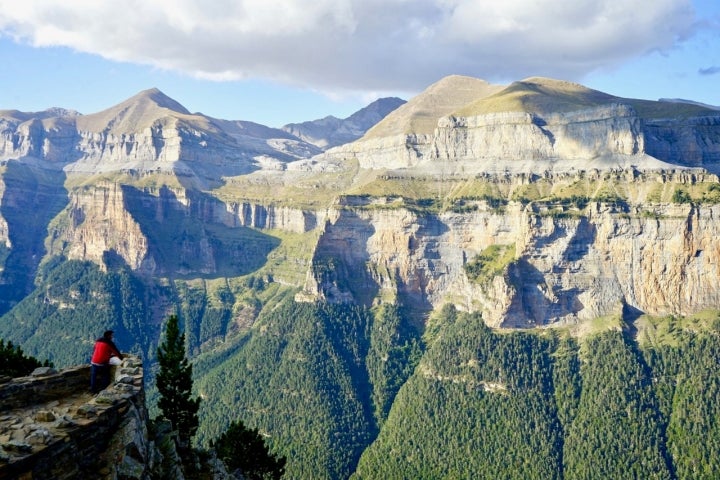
[75,87,209,135]
[282,97,406,149]
[325,74,720,174]
[364,75,504,138]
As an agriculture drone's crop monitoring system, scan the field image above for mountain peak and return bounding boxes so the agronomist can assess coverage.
[281,97,406,149]
[127,88,191,115]
[456,76,618,116]
[77,88,196,133]
[363,75,504,138]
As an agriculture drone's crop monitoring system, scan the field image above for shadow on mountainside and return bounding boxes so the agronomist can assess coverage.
[311,210,380,306]
[0,162,69,316]
[122,185,279,278]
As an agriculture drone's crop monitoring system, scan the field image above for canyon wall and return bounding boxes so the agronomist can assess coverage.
[305,198,720,327]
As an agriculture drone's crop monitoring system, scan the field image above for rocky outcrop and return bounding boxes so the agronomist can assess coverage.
[50,182,150,271]
[0,357,234,480]
[0,356,151,479]
[304,194,720,327]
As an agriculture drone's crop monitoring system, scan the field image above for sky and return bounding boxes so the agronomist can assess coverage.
[0,0,718,128]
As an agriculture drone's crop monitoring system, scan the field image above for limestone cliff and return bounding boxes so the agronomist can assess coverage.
[327,104,720,175]
[303,176,720,327]
[44,181,320,277]
[323,78,720,175]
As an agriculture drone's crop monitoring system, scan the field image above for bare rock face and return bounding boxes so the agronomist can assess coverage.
[45,182,321,276]
[433,105,643,163]
[644,116,720,169]
[303,195,720,327]
[49,182,150,271]
[324,133,436,169]
[327,104,720,175]
[0,115,79,164]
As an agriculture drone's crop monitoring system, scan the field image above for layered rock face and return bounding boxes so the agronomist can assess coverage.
[328,104,720,174]
[0,89,325,180]
[51,182,151,271]
[43,182,321,276]
[433,105,643,163]
[0,115,79,165]
[305,195,720,327]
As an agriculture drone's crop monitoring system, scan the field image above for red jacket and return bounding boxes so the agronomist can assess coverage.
[91,338,123,365]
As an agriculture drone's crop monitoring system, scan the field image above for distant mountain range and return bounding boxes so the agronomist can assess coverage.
[3,76,720,178]
[2,75,720,479]
[281,97,406,149]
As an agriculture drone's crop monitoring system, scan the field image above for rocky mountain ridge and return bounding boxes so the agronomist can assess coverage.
[323,76,720,175]
[3,75,720,478]
[2,75,720,327]
[281,97,406,149]
[1,88,397,188]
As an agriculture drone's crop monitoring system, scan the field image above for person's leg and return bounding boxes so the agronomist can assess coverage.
[99,364,111,391]
[90,364,100,393]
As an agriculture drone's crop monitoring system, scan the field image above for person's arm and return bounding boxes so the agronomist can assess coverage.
[109,341,124,360]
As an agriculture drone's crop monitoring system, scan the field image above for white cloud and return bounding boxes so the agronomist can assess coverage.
[0,0,697,93]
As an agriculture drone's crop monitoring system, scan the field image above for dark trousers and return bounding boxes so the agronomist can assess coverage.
[90,363,111,393]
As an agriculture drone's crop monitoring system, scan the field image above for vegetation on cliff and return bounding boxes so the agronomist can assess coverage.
[464,244,516,285]
[0,338,52,377]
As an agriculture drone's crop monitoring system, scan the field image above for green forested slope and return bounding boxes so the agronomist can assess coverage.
[352,310,720,480]
[0,260,150,365]
[2,260,720,479]
[354,307,563,479]
[563,332,670,479]
[647,332,720,479]
[195,296,376,479]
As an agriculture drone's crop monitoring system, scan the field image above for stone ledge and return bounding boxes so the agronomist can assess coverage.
[0,355,146,480]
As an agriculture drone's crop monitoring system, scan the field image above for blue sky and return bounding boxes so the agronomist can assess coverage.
[0,0,718,128]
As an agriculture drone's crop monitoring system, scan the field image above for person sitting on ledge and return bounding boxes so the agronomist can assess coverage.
[90,330,124,393]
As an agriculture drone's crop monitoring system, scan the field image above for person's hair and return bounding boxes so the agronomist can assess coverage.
[103,330,114,339]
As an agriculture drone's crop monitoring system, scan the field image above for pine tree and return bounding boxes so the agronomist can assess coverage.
[156,314,201,446]
[0,338,52,377]
[212,419,286,480]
